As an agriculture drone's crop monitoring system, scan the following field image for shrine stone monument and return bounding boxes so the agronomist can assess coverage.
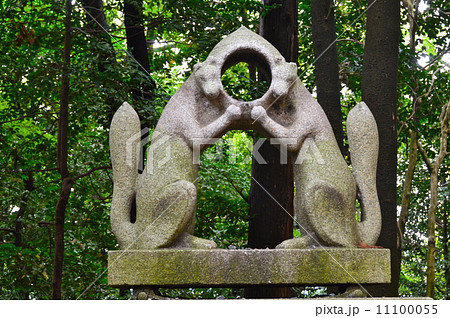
[107,26,390,298]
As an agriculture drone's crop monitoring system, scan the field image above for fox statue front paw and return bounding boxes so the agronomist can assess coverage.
[250,105,266,121]
[225,104,241,121]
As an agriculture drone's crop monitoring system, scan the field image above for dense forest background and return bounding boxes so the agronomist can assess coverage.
[0,0,449,299]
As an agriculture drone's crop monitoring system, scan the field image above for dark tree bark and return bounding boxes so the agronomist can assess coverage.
[53,0,73,300]
[123,0,156,173]
[80,0,116,73]
[123,1,158,296]
[81,0,109,31]
[311,1,346,296]
[14,173,34,247]
[259,0,298,64]
[311,0,344,154]
[245,0,297,299]
[124,0,155,101]
[0,173,34,248]
[361,0,401,297]
[80,0,119,121]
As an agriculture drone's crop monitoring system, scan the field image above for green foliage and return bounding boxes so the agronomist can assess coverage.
[196,131,252,249]
[395,0,450,300]
[0,0,130,299]
[161,287,244,299]
[221,62,270,101]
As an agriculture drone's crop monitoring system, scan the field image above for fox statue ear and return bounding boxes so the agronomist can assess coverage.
[207,57,217,65]
[193,63,203,72]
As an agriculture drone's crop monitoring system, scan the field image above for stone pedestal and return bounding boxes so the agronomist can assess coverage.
[108,248,390,288]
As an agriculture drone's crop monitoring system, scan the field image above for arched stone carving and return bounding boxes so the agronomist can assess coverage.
[109,26,381,250]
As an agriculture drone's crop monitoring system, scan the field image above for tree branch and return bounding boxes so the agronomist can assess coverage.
[437,102,450,165]
[417,139,432,173]
[421,67,442,99]
[336,38,364,46]
[2,167,58,174]
[38,221,55,228]
[214,167,249,204]
[73,165,111,181]
[224,174,249,204]
[420,47,450,71]
[30,177,61,191]
[0,228,15,233]
[398,129,418,246]
[0,102,58,124]
[53,0,72,300]
[397,120,408,138]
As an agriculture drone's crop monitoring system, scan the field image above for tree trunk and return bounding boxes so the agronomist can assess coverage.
[443,199,449,299]
[398,0,420,248]
[259,0,298,64]
[53,0,73,300]
[426,164,438,298]
[310,1,346,296]
[361,0,401,297]
[80,0,116,73]
[80,0,121,125]
[398,129,418,242]
[124,0,155,101]
[14,173,35,247]
[248,139,294,251]
[245,0,297,299]
[123,0,155,170]
[81,0,109,31]
[426,102,449,298]
[311,0,344,154]
[123,0,157,294]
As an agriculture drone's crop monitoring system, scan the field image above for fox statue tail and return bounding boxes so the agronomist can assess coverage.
[109,102,141,248]
[347,102,382,245]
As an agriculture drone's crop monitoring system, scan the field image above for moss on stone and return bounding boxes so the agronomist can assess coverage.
[108,248,390,288]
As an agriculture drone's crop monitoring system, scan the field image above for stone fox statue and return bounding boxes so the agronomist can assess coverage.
[109,26,381,250]
[251,100,381,248]
[109,78,241,250]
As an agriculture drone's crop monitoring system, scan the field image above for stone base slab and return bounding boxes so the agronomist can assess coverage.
[108,248,390,288]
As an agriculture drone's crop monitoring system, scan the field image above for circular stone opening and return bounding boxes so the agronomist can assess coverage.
[220,51,272,101]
